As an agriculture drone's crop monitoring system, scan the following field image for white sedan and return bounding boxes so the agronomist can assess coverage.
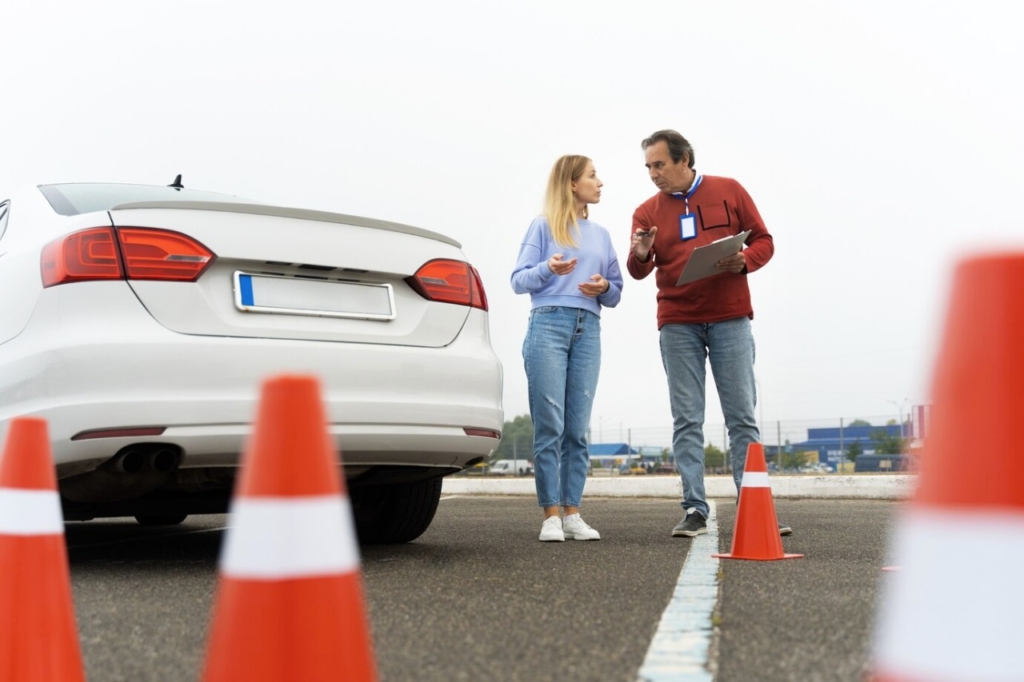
[0,180,503,543]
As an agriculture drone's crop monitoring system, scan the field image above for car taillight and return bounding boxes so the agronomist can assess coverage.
[470,266,488,311]
[406,259,488,311]
[41,227,215,288]
[40,227,123,287]
[119,228,214,281]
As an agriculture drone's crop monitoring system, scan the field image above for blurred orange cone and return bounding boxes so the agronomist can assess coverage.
[872,252,1024,681]
[0,417,86,682]
[713,442,803,561]
[201,376,377,682]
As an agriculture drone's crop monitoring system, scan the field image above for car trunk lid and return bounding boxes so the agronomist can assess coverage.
[108,201,472,348]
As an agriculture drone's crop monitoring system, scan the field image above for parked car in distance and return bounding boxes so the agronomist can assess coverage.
[490,459,530,476]
[0,180,504,544]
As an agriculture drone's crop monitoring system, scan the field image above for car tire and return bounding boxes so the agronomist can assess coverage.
[134,512,188,526]
[352,478,443,545]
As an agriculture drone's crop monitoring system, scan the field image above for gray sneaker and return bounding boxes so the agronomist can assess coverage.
[672,510,707,537]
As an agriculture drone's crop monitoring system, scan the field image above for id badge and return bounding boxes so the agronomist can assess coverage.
[679,214,697,241]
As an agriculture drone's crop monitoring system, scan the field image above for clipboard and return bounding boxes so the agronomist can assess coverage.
[675,230,751,285]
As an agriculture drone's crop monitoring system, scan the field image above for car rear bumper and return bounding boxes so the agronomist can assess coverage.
[0,283,503,476]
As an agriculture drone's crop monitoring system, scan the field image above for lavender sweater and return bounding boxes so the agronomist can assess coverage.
[510,216,623,315]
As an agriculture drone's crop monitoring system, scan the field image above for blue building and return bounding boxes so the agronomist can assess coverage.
[587,442,638,469]
[782,424,904,471]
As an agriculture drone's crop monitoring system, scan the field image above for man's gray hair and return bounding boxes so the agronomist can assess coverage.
[641,130,695,169]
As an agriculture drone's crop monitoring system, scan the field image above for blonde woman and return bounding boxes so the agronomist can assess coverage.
[511,155,623,542]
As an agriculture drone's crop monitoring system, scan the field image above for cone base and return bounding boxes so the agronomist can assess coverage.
[712,552,804,561]
[203,573,376,682]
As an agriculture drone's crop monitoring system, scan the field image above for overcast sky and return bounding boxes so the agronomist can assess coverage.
[4,1,1022,447]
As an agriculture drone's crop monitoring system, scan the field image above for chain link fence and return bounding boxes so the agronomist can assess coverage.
[592,412,925,474]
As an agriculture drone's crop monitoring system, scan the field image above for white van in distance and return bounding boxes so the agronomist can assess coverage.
[490,459,530,476]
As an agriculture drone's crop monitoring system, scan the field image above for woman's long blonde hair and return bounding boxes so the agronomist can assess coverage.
[543,155,591,248]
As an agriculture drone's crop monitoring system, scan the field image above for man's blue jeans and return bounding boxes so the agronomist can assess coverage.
[523,306,601,508]
[659,317,759,519]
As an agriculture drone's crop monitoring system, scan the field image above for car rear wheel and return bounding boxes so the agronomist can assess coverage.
[134,512,188,526]
[352,478,443,545]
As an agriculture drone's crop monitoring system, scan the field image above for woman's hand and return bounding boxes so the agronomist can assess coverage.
[547,253,577,275]
[578,274,610,298]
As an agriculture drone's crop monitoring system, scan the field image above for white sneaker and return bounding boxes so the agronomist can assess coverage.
[562,513,600,541]
[539,516,565,542]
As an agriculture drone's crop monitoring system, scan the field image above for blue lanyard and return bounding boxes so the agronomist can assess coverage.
[671,173,703,215]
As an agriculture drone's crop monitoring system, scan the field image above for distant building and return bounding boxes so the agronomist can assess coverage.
[636,445,665,463]
[587,442,638,469]
[781,424,904,471]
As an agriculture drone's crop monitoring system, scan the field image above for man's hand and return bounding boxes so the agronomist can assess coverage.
[716,251,746,273]
[547,254,577,276]
[578,274,610,298]
[631,226,658,261]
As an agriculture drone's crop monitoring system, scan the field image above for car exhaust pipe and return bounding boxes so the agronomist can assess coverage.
[114,448,146,474]
[60,444,185,503]
[148,448,180,473]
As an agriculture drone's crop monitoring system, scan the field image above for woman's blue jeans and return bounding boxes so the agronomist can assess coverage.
[523,306,601,509]
[659,317,760,519]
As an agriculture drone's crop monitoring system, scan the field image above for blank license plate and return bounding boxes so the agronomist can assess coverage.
[233,272,395,321]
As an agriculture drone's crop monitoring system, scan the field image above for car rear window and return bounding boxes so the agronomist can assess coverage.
[37,183,256,217]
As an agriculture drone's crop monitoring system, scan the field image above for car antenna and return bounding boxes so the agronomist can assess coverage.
[168,174,184,189]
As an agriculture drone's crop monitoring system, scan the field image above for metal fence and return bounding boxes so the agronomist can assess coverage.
[489,407,930,475]
[598,415,911,445]
[590,412,926,473]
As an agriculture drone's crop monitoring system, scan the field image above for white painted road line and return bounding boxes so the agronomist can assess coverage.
[637,500,719,682]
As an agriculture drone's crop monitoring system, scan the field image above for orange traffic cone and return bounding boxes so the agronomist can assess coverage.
[0,417,86,682]
[871,252,1024,681]
[201,376,377,682]
[713,442,803,561]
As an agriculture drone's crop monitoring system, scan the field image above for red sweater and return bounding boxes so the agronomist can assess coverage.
[626,175,773,328]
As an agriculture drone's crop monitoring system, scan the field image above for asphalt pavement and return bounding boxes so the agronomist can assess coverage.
[713,499,895,682]
[64,495,901,682]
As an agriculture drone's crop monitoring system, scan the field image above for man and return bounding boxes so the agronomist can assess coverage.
[626,129,791,538]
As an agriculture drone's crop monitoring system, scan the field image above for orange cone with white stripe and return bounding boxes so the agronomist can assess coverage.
[0,417,86,682]
[871,252,1024,681]
[201,375,377,682]
[713,442,803,561]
